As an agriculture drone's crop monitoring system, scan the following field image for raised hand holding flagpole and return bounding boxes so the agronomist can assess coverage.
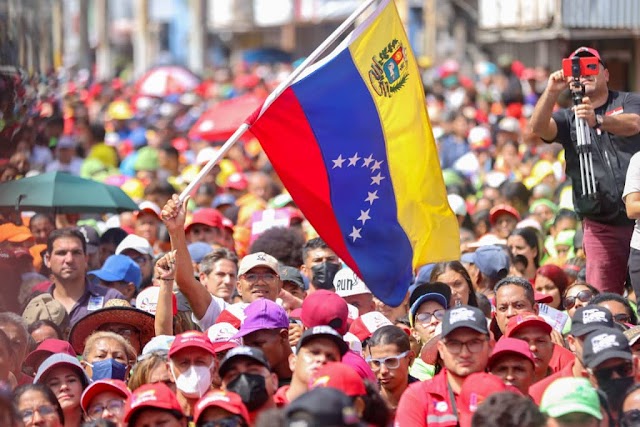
[178,0,379,203]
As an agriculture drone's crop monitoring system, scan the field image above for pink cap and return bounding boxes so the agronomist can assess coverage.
[488,337,536,368]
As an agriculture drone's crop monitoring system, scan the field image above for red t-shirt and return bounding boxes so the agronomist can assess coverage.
[395,369,459,427]
[274,385,290,408]
[548,344,575,373]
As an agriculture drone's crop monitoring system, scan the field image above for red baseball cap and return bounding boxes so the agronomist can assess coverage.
[534,292,554,304]
[185,208,223,232]
[193,390,250,425]
[489,204,521,226]
[225,173,248,191]
[309,362,366,397]
[81,379,131,413]
[301,290,349,335]
[169,331,216,358]
[124,382,183,423]
[24,339,76,370]
[488,337,536,369]
[459,372,520,427]
[348,312,392,342]
[504,314,552,338]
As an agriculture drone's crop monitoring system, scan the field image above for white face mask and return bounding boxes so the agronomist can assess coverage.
[170,362,213,399]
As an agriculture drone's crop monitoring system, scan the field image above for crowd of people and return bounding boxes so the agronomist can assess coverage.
[1,44,640,427]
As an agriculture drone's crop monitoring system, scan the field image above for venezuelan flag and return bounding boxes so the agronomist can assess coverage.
[249,0,460,305]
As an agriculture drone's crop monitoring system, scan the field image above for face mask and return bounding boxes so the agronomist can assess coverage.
[311,262,341,290]
[88,359,127,381]
[599,376,634,412]
[225,373,269,412]
[171,363,213,399]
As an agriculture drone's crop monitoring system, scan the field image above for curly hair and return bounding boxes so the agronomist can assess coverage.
[249,226,304,268]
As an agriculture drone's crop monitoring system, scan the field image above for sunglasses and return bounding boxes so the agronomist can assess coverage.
[563,290,594,309]
[366,351,410,371]
[593,361,633,382]
[621,409,640,427]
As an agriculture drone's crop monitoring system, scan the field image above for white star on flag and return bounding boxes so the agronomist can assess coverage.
[371,160,383,172]
[358,209,371,225]
[362,154,374,168]
[348,153,361,167]
[349,226,362,242]
[371,173,385,185]
[332,155,346,169]
[365,190,379,205]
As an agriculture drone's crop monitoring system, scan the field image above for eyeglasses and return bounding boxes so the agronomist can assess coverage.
[593,361,634,382]
[19,405,56,423]
[414,309,445,324]
[366,351,410,371]
[242,272,278,283]
[87,399,125,419]
[615,313,632,324]
[199,416,247,427]
[621,409,640,427]
[443,338,488,354]
[563,290,594,310]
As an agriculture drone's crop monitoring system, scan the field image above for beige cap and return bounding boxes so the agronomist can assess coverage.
[22,294,67,327]
[238,252,279,276]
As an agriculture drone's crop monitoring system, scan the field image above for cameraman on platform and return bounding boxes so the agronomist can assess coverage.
[530,46,640,295]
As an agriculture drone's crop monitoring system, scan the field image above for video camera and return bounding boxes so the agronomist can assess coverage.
[562,56,599,79]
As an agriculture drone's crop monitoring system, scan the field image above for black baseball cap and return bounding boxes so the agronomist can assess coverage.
[441,305,488,338]
[218,346,271,379]
[571,306,614,337]
[296,326,349,356]
[280,265,306,290]
[285,387,363,427]
[582,328,632,369]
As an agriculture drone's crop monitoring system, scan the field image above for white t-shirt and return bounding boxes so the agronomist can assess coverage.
[623,151,640,250]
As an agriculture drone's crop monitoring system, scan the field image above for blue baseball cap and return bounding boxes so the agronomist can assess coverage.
[213,194,236,209]
[188,242,212,264]
[90,254,142,289]
[464,245,510,281]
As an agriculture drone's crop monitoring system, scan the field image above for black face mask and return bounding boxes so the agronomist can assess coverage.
[311,262,341,290]
[225,373,269,412]
[599,376,635,413]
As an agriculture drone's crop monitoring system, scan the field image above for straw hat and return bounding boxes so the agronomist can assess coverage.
[68,299,155,355]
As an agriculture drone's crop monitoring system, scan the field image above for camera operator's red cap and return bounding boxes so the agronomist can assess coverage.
[570,47,603,63]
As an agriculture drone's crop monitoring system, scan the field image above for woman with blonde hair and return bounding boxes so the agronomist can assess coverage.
[81,331,136,382]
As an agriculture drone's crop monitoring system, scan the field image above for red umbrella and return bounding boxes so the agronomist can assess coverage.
[136,66,200,97]
[189,94,265,142]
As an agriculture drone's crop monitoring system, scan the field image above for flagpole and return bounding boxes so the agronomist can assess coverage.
[179,0,380,203]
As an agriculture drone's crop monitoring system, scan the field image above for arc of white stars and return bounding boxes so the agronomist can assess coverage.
[332,155,346,169]
[349,226,362,242]
[362,154,374,168]
[371,160,383,172]
[371,173,385,185]
[358,209,371,225]
[348,153,361,167]
[365,190,379,205]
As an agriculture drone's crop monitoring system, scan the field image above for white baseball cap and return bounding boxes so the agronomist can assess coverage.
[116,234,153,257]
[333,267,371,297]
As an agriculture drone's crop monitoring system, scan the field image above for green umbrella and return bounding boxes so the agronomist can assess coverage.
[0,172,139,214]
